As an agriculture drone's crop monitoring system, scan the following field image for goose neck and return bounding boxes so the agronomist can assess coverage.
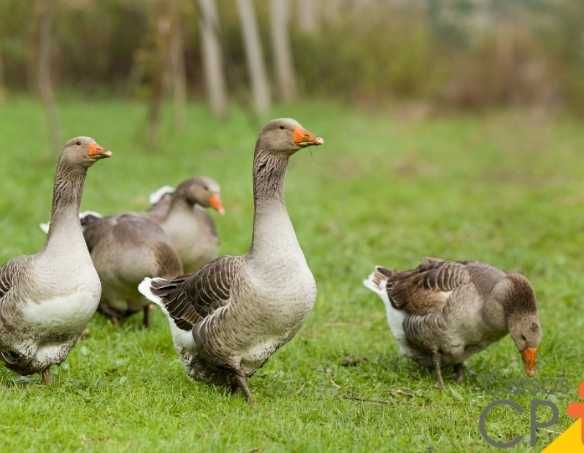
[45,160,87,247]
[252,147,289,205]
[251,147,295,255]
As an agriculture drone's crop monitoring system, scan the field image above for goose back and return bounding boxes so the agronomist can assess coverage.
[84,214,182,318]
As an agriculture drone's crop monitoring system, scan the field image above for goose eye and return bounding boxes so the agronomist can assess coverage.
[75,141,81,146]
[279,125,285,130]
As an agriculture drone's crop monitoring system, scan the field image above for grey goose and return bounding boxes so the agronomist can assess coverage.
[0,137,111,383]
[78,212,183,327]
[139,118,324,403]
[364,258,541,387]
[147,177,224,273]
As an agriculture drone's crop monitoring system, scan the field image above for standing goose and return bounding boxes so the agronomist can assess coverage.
[139,118,324,402]
[79,213,183,327]
[147,177,224,273]
[363,258,542,387]
[0,137,111,383]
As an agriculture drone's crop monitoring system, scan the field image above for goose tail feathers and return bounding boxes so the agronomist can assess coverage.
[363,266,394,296]
[138,277,167,310]
[149,185,175,205]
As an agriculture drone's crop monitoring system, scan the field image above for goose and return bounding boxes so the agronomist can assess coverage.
[0,137,111,383]
[139,118,324,402]
[363,258,542,387]
[79,213,183,327]
[147,177,224,273]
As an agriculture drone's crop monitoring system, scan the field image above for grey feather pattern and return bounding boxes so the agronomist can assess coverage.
[0,258,29,333]
[0,257,30,302]
[387,260,471,314]
[151,256,243,331]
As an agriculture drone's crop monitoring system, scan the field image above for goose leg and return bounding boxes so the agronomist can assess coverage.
[454,363,465,383]
[234,370,254,405]
[41,368,51,385]
[432,351,444,389]
[142,304,151,328]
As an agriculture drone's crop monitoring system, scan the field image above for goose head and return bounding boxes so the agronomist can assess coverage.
[505,274,542,377]
[60,136,112,169]
[175,177,225,215]
[79,211,103,228]
[257,118,324,156]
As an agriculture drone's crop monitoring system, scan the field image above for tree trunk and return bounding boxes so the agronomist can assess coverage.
[297,0,319,34]
[0,50,5,103]
[198,0,228,118]
[169,0,187,129]
[236,0,271,115]
[270,0,296,102]
[35,0,61,152]
[146,3,172,148]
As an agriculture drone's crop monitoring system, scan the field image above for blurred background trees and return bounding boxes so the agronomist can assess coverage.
[0,0,583,144]
[33,0,61,151]
[198,0,228,117]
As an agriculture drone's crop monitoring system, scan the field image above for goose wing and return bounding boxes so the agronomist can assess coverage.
[387,258,472,316]
[0,257,30,302]
[147,191,173,222]
[144,256,243,330]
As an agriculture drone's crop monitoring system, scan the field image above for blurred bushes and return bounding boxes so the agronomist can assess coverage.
[0,0,583,112]
[293,8,442,102]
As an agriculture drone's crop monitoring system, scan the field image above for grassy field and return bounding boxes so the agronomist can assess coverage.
[0,99,582,452]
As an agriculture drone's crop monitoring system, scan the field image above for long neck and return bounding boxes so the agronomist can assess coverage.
[45,159,87,251]
[169,193,196,214]
[160,195,199,229]
[250,145,298,256]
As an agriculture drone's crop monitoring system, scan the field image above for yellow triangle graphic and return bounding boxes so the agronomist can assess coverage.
[543,420,584,453]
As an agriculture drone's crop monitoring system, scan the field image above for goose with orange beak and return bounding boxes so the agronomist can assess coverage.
[363,258,542,387]
[0,137,110,383]
[147,176,225,273]
[139,118,324,403]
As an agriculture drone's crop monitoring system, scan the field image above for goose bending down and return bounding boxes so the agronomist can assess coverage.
[363,258,542,387]
[0,137,111,383]
[147,177,224,273]
[139,119,324,402]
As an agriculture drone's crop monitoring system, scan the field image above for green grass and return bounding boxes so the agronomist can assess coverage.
[0,98,582,452]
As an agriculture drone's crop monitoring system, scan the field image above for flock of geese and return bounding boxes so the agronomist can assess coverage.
[0,118,541,403]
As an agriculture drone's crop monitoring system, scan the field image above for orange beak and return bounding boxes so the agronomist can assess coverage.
[87,142,112,160]
[522,347,537,377]
[208,193,225,215]
[293,127,324,147]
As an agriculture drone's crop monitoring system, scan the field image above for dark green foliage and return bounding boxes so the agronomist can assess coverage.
[0,0,583,111]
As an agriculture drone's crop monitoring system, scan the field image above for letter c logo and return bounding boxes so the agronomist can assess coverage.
[479,399,524,449]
